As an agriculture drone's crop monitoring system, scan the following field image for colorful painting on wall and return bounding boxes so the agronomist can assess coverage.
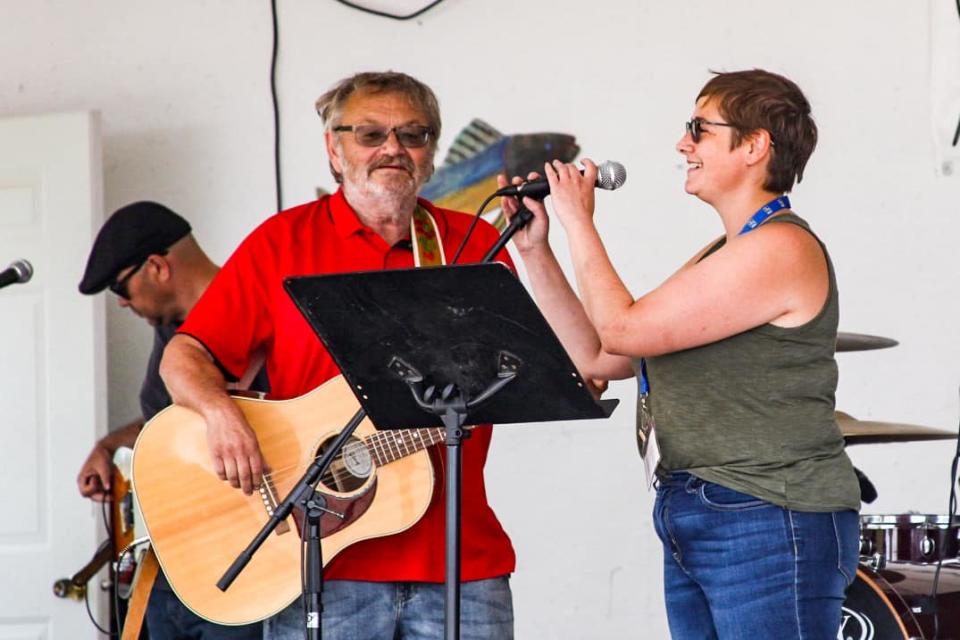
[421,119,580,227]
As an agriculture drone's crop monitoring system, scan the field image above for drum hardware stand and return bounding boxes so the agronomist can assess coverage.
[866,552,886,571]
[928,390,960,639]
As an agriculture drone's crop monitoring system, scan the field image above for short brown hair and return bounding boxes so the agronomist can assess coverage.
[697,69,817,193]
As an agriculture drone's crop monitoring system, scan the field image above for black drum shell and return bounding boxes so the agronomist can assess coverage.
[841,562,960,639]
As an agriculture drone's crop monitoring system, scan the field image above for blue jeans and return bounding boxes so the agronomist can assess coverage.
[653,472,859,640]
[145,583,262,639]
[263,577,513,640]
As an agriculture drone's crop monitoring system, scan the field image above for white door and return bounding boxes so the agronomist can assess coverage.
[0,112,105,639]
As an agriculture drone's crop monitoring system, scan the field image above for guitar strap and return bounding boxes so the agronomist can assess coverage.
[232,347,266,397]
[411,204,446,267]
[121,546,159,640]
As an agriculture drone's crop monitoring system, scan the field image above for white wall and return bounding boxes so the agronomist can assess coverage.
[3,1,959,637]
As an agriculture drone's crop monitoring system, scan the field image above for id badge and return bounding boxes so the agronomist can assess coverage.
[637,394,661,490]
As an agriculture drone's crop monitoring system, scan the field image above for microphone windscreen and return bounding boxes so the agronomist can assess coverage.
[12,259,33,283]
[596,161,627,191]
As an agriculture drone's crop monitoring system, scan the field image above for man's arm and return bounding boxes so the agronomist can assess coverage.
[76,419,143,502]
[159,333,265,495]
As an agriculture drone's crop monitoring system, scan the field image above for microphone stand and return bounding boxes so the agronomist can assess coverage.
[482,205,533,263]
[217,408,367,640]
[217,201,536,639]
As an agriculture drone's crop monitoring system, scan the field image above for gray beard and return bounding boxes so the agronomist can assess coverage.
[339,152,423,218]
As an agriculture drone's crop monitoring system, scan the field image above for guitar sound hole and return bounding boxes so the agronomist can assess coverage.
[316,436,373,493]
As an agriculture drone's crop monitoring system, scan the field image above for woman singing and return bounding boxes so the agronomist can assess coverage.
[502,69,860,639]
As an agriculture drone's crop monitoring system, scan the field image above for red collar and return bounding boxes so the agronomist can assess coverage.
[328,189,367,239]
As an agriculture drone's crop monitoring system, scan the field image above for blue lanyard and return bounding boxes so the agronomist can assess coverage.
[637,195,791,394]
[738,195,790,235]
[639,358,650,395]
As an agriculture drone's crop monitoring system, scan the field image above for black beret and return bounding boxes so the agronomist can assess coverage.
[78,201,191,295]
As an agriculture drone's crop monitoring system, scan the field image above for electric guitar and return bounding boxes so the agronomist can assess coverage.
[131,374,451,625]
[53,447,148,601]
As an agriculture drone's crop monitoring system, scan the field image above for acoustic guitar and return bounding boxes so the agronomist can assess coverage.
[131,374,449,625]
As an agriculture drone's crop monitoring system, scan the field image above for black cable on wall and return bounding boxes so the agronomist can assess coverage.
[334,0,446,21]
[271,0,283,212]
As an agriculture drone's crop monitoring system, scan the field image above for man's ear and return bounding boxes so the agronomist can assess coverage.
[148,253,172,283]
[326,129,344,176]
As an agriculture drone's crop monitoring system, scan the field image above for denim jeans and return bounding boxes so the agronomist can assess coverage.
[145,583,262,639]
[262,577,513,640]
[653,472,859,640]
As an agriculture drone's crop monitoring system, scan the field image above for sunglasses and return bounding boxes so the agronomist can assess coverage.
[333,124,434,149]
[109,258,148,300]
[685,118,738,143]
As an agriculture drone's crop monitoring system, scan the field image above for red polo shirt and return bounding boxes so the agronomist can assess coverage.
[179,190,516,582]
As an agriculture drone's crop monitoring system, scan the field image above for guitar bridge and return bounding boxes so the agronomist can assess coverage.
[259,474,290,535]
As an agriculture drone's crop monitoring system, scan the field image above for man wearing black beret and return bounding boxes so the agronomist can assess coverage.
[76,201,263,640]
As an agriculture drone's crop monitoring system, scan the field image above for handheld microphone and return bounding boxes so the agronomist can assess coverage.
[0,259,33,290]
[494,160,627,200]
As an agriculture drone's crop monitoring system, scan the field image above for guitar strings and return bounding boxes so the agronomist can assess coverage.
[260,441,441,488]
[259,428,446,488]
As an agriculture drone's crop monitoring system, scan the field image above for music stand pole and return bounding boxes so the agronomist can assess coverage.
[442,402,466,640]
[389,356,519,640]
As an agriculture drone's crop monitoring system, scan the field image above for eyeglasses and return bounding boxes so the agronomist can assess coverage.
[108,258,148,300]
[332,124,434,148]
[685,118,738,143]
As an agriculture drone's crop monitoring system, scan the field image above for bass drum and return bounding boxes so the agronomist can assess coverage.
[841,562,960,639]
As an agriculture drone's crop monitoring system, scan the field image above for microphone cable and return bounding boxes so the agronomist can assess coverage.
[450,192,499,265]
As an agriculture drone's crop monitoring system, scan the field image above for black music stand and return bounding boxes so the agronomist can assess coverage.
[284,262,617,640]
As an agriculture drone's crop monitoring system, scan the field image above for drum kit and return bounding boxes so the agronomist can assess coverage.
[835,333,959,640]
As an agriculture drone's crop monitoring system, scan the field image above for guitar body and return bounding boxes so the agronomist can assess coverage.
[131,375,435,625]
[111,447,146,557]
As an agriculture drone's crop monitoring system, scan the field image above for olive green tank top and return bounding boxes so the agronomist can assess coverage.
[640,213,860,512]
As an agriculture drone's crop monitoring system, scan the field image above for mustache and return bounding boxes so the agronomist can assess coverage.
[369,155,416,174]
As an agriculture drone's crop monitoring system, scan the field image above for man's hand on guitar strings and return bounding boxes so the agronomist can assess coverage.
[204,405,268,495]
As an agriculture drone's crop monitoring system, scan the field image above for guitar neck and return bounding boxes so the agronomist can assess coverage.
[363,427,451,466]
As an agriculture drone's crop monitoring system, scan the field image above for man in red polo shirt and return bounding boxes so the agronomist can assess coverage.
[160,72,516,639]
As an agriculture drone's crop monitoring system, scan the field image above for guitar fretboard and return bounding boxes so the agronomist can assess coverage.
[364,427,447,466]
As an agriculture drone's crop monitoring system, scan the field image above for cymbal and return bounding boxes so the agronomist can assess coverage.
[836,411,956,444]
[836,332,899,352]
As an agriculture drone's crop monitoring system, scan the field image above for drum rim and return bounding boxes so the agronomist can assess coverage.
[860,513,959,527]
[849,565,922,638]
